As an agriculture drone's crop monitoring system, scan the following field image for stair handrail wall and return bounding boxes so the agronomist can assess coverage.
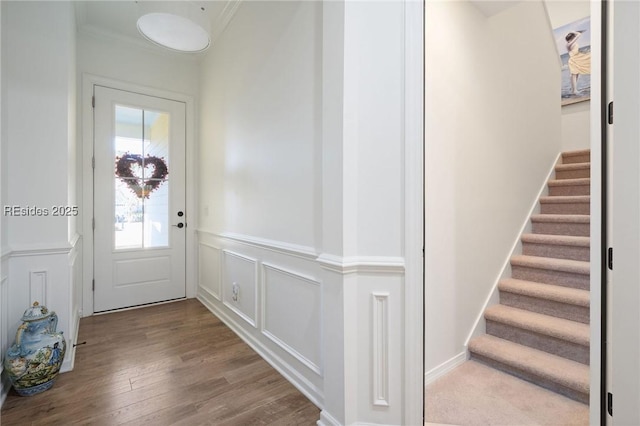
[464,152,563,348]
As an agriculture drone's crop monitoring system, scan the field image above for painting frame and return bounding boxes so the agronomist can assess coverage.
[554,16,591,106]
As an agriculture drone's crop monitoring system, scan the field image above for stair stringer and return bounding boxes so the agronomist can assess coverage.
[464,153,562,348]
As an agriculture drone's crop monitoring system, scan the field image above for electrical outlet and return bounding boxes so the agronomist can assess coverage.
[232,282,240,302]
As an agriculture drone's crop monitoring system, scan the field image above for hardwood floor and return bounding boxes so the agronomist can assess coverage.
[1,299,320,425]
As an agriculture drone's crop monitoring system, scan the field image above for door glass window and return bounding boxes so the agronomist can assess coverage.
[114,105,170,249]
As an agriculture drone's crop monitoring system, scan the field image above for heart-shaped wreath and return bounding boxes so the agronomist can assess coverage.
[115,153,169,199]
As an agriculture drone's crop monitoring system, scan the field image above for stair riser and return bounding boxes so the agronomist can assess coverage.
[562,154,590,164]
[540,202,590,215]
[548,185,590,196]
[499,291,590,324]
[522,242,590,262]
[469,354,589,404]
[511,265,589,290]
[555,169,590,179]
[531,222,590,237]
[486,321,589,365]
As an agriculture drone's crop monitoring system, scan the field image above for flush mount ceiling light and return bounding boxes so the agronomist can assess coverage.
[136,1,210,52]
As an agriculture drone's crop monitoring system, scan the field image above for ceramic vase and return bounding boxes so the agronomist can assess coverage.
[4,302,66,396]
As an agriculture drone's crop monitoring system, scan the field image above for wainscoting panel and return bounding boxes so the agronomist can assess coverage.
[262,263,322,375]
[196,230,325,407]
[198,243,221,300]
[29,270,48,306]
[372,292,390,406]
[222,250,258,327]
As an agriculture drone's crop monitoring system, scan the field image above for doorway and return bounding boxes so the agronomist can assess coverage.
[423,0,601,423]
[92,85,187,312]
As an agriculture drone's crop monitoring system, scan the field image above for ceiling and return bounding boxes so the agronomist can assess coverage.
[75,1,238,53]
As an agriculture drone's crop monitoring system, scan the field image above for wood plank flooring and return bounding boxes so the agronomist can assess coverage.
[1,299,320,425]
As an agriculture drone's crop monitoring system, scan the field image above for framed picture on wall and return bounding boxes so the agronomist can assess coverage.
[554,16,591,106]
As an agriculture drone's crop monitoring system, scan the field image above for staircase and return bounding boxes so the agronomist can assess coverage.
[468,149,591,404]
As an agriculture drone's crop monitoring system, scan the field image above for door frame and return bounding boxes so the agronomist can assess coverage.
[81,74,197,317]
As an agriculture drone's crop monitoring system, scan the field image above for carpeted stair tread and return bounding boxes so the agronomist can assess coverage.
[555,162,590,172]
[468,335,590,395]
[547,178,590,187]
[511,255,589,275]
[499,278,590,307]
[485,305,589,347]
[531,214,590,224]
[521,233,590,248]
[561,149,591,164]
[539,195,590,204]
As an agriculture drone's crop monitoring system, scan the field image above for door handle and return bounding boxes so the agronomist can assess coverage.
[172,223,185,229]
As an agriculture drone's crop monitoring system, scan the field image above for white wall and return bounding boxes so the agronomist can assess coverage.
[198,0,320,247]
[1,1,80,395]
[424,0,562,375]
[545,0,591,151]
[76,34,200,99]
[197,1,416,424]
[197,0,325,406]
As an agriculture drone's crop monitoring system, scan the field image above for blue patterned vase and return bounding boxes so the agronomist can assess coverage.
[4,302,66,396]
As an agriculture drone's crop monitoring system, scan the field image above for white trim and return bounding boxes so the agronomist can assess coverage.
[1,248,11,261]
[199,230,319,260]
[589,1,604,423]
[317,410,341,426]
[463,153,561,347]
[198,242,221,300]
[60,308,81,373]
[424,351,468,385]
[211,0,243,48]
[29,270,48,306]
[8,242,76,257]
[261,262,323,376]
[81,73,196,317]
[261,330,322,376]
[403,0,425,423]
[221,249,258,328]
[372,292,390,407]
[316,253,405,274]
[198,285,219,302]
[197,291,324,408]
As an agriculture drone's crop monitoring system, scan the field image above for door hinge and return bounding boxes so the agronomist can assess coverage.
[608,101,613,124]
[608,247,613,270]
[92,279,95,291]
[608,392,613,416]
[92,218,95,230]
[91,157,95,169]
[92,95,95,108]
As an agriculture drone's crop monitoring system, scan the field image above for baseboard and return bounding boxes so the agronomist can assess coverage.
[197,289,324,409]
[424,351,467,385]
[0,370,10,408]
[61,308,81,373]
[317,409,341,426]
[464,153,562,347]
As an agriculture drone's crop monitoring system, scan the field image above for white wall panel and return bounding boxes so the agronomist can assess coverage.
[222,250,258,327]
[199,243,221,300]
[262,263,321,374]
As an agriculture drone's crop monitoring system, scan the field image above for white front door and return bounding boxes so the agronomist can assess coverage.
[93,85,186,312]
